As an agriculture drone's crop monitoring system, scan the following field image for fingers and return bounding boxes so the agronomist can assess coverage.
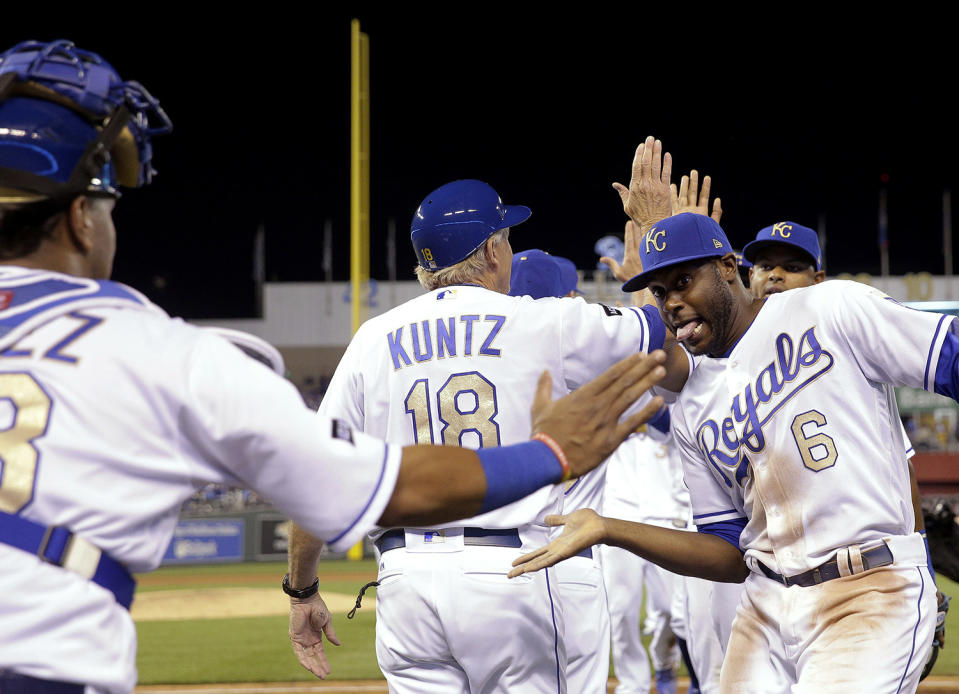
[508,554,554,578]
[616,395,666,440]
[606,360,667,419]
[688,170,699,206]
[574,352,645,398]
[510,546,547,568]
[544,514,565,526]
[532,370,554,414]
[650,138,662,180]
[661,151,672,186]
[711,197,723,223]
[293,642,331,679]
[699,174,711,208]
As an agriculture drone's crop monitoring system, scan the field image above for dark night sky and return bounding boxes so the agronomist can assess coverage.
[5,18,955,318]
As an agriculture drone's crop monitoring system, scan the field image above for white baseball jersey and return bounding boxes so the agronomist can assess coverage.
[0,267,402,693]
[320,285,663,532]
[670,280,947,574]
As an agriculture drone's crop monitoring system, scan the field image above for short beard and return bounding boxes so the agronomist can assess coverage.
[704,264,734,356]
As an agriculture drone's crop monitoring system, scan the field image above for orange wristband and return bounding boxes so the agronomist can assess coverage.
[532,432,572,482]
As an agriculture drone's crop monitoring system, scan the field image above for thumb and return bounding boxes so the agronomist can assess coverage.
[611,181,629,204]
[544,514,566,527]
[599,256,621,273]
[323,620,341,647]
[532,370,553,415]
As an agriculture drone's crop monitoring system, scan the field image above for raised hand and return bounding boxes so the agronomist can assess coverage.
[612,135,673,232]
[670,169,722,223]
[530,351,666,478]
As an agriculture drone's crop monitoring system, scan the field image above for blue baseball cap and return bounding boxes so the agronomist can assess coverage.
[742,221,822,270]
[509,249,566,299]
[553,256,582,295]
[735,251,752,269]
[410,179,531,271]
[622,213,734,292]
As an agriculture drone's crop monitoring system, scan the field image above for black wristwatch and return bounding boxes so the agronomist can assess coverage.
[282,573,319,599]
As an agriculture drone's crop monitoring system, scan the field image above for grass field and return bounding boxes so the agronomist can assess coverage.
[134,560,959,685]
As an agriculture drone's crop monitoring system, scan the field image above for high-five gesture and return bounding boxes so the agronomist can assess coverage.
[671,169,722,223]
[612,135,673,232]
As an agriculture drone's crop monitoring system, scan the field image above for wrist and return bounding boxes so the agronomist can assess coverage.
[282,573,319,600]
[531,432,571,482]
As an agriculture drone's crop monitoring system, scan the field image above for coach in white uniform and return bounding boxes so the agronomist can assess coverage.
[289,180,686,694]
[0,43,668,694]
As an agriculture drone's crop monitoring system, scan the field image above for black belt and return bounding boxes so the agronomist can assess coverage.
[375,527,522,553]
[758,543,894,587]
[0,670,84,693]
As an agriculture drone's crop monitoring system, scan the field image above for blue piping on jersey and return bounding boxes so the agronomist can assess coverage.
[328,444,391,546]
[927,315,950,391]
[933,317,959,398]
[639,304,667,352]
[693,508,739,521]
[627,307,647,353]
[545,567,562,694]
[897,567,926,693]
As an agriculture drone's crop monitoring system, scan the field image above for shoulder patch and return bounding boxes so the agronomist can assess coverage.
[331,419,354,444]
[600,304,622,317]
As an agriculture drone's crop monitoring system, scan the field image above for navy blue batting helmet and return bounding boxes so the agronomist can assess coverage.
[0,40,172,202]
[410,179,531,271]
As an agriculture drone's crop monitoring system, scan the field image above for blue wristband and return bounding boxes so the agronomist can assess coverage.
[476,440,564,514]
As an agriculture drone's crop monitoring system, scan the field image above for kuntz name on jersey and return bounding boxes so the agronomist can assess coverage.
[387,314,507,370]
[695,325,834,488]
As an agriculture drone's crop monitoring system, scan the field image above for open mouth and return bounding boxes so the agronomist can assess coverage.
[764,286,785,296]
[674,319,704,343]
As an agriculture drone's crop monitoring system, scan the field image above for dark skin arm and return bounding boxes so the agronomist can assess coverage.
[508,508,749,583]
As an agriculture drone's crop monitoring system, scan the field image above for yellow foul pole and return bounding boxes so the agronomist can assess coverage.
[348,20,370,561]
[350,19,370,336]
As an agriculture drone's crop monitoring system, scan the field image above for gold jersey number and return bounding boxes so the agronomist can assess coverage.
[0,373,52,513]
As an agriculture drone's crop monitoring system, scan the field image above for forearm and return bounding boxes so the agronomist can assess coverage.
[603,517,749,582]
[288,522,325,589]
[379,446,487,527]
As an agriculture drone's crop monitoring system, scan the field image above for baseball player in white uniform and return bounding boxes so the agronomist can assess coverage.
[288,180,685,694]
[602,424,688,694]
[511,208,950,692]
[0,43,668,694]
[510,248,611,694]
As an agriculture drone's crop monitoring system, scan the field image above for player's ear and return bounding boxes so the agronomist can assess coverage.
[717,253,739,283]
[813,270,826,284]
[65,195,94,253]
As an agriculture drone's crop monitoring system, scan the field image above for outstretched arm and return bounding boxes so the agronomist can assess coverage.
[380,350,666,526]
[509,508,748,583]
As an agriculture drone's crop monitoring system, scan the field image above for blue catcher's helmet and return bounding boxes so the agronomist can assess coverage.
[0,39,172,202]
[410,179,531,271]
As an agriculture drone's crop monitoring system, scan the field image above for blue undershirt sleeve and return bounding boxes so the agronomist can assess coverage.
[933,317,959,400]
[697,517,747,554]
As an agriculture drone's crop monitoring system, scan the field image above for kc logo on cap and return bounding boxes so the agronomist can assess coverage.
[645,228,667,253]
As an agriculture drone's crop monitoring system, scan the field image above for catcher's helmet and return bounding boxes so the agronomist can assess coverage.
[410,179,531,271]
[0,39,172,203]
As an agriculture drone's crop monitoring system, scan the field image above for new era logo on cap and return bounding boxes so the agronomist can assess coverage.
[623,213,734,292]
